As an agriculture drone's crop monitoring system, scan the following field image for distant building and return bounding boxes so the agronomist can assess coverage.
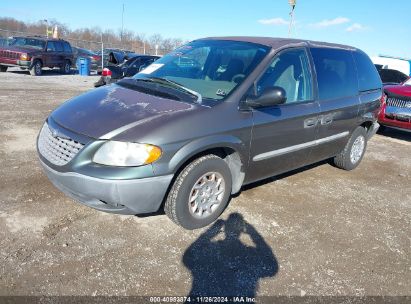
[371,55,411,76]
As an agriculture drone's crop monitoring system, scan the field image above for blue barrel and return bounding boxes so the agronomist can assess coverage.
[76,57,90,76]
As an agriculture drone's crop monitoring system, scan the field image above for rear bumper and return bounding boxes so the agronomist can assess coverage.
[39,159,173,215]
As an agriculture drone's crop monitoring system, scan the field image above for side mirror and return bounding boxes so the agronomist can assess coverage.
[246,86,287,108]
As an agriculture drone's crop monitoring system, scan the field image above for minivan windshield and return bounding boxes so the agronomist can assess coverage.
[132,40,270,101]
[10,37,46,50]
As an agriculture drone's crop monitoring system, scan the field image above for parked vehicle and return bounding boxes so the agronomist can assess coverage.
[72,46,101,71]
[96,48,138,68]
[37,37,382,229]
[0,37,11,47]
[376,67,409,85]
[372,56,411,77]
[94,55,159,87]
[379,78,411,132]
[0,36,73,76]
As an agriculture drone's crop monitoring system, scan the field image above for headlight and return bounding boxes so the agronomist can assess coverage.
[93,141,162,167]
[20,53,29,61]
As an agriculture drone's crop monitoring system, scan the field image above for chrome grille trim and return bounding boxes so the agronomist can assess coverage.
[38,123,84,166]
[0,50,20,59]
[386,98,411,109]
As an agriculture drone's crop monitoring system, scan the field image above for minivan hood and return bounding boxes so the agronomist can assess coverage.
[51,84,197,139]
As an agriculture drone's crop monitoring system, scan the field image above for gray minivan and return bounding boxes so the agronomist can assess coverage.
[37,37,382,229]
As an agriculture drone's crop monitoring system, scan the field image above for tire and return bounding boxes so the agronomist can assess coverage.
[30,60,42,76]
[377,125,386,134]
[60,60,71,74]
[0,65,8,72]
[333,127,367,171]
[165,154,232,230]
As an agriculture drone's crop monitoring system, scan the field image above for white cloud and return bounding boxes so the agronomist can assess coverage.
[346,23,366,32]
[258,18,288,26]
[311,17,350,28]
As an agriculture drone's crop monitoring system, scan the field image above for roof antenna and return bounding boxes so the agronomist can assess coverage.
[288,0,297,38]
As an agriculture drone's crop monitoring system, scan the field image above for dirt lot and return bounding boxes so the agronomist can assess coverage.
[0,68,410,298]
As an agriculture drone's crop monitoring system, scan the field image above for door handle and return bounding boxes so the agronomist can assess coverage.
[321,114,333,125]
[304,117,318,128]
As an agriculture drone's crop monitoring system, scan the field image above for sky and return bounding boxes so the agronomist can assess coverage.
[1,0,410,58]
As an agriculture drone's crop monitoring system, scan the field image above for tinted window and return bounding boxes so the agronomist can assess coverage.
[47,41,56,52]
[55,42,63,52]
[256,48,313,103]
[10,37,45,50]
[353,51,382,91]
[311,48,357,100]
[63,42,72,53]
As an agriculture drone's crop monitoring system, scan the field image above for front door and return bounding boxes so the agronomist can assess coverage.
[246,48,320,183]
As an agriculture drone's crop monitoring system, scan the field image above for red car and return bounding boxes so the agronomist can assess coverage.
[379,78,411,132]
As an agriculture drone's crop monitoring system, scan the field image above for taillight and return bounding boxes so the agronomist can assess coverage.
[379,93,387,115]
[92,55,101,61]
[381,93,387,105]
[102,68,112,77]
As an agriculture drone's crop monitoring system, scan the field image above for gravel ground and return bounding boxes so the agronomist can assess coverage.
[0,68,410,298]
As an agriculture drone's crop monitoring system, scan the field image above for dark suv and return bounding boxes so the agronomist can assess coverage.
[37,37,382,229]
[0,36,73,76]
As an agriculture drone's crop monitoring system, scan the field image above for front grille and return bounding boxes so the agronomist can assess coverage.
[386,97,411,109]
[38,123,84,166]
[0,50,20,59]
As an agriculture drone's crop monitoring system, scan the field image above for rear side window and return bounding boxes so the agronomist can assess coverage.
[353,51,382,91]
[55,42,63,52]
[46,42,56,52]
[63,42,72,53]
[311,48,357,100]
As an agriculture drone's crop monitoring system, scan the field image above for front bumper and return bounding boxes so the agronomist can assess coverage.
[0,58,31,67]
[40,160,173,215]
[378,104,411,131]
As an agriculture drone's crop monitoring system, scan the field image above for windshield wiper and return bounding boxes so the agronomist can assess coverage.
[137,77,202,103]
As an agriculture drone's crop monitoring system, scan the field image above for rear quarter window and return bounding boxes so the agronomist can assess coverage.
[311,48,357,100]
[63,42,72,53]
[55,42,64,52]
[352,51,382,91]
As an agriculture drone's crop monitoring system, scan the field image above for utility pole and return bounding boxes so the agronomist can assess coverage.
[43,19,49,38]
[288,0,296,38]
[121,3,125,47]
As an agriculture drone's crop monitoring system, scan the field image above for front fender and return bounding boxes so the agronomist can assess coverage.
[152,134,249,177]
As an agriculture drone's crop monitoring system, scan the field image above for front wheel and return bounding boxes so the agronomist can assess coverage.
[333,126,367,171]
[30,60,42,76]
[165,154,232,230]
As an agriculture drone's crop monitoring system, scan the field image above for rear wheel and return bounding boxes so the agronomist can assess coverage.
[30,60,42,76]
[333,127,367,171]
[60,60,71,74]
[0,65,8,72]
[165,154,232,230]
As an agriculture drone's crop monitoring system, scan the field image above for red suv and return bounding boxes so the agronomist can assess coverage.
[0,36,73,76]
[379,78,411,132]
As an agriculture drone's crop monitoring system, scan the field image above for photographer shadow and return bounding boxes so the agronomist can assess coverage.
[183,213,278,297]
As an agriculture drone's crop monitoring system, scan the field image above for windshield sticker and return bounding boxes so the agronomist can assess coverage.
[216,89,228,97]
[139,63,164,74]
